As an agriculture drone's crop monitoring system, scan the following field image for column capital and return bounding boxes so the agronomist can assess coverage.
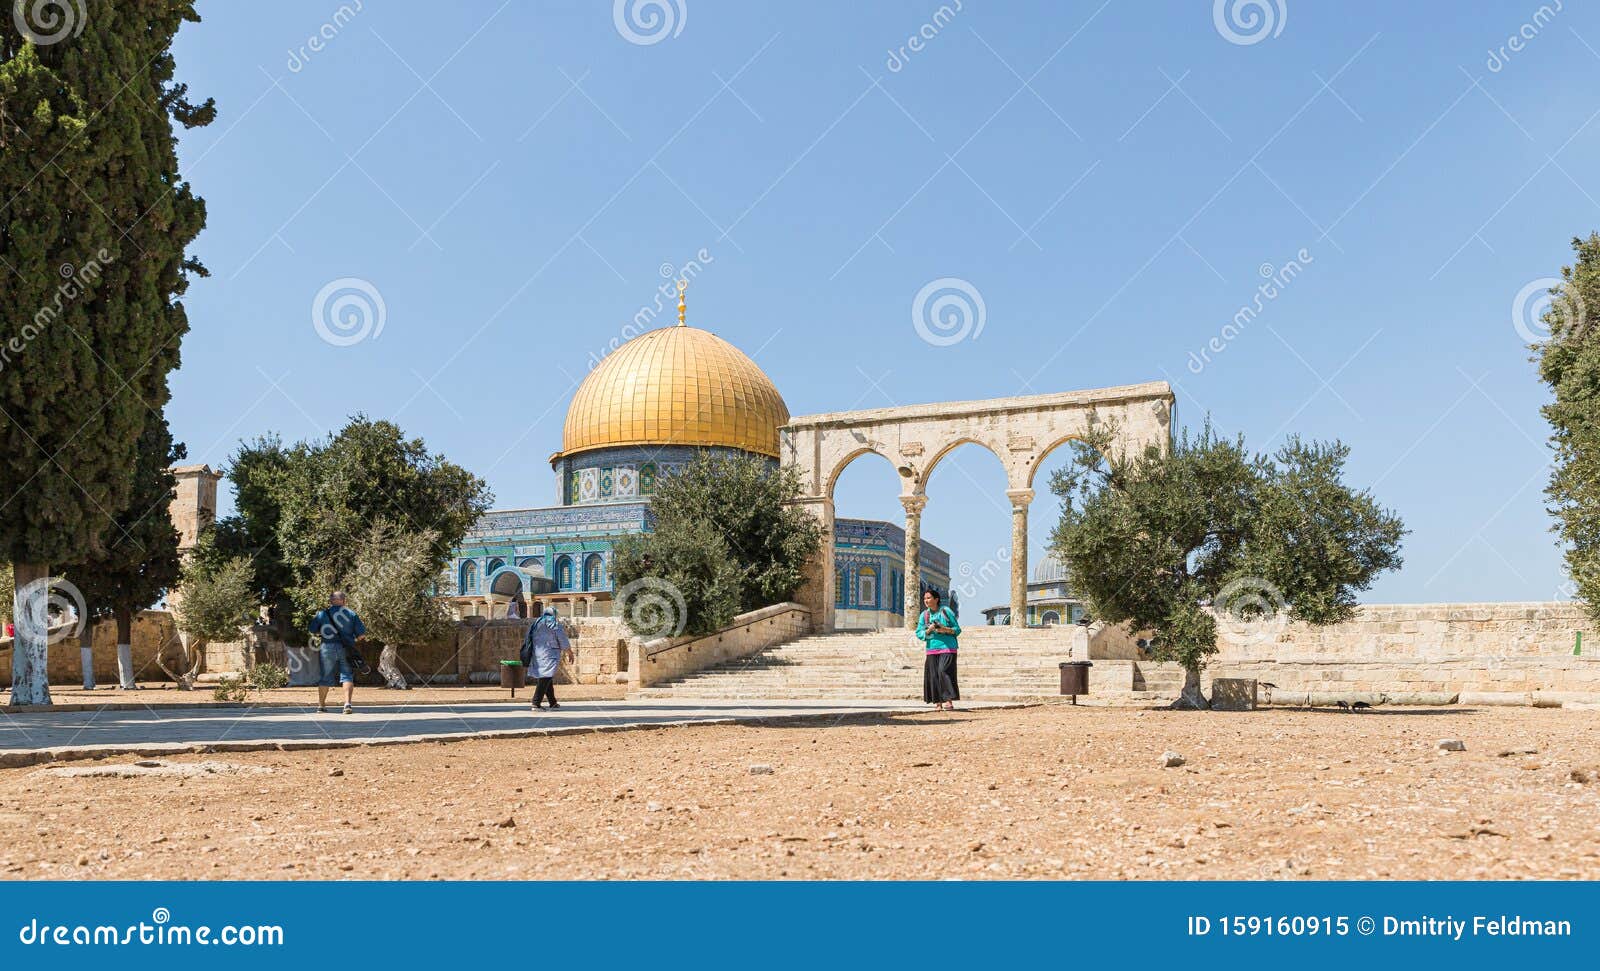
[1005,488,1035,508]
[899,494,928,515]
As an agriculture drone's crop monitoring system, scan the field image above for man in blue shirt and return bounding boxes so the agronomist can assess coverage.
[309,591,366,714]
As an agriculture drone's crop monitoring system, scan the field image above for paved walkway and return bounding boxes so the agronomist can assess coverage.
[0,699,968,767]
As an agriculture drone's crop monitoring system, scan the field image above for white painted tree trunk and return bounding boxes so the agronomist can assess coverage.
[78,623,94,691]
[116,643,136,689]
[8,562,53,706]
[378,643,408,690]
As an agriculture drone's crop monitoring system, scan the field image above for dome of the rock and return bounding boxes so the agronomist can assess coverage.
[557,323,789,460]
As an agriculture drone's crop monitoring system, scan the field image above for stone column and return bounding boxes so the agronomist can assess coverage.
[901,494,927,631]
[1006,488,1033,627]
[788,495,835,633]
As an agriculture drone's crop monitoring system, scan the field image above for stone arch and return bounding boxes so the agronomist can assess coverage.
[1026,433,1111,491]
[488,566,526,598]
[781,382,1173,632]
[824,446,902,500]
[919,436,1006,491]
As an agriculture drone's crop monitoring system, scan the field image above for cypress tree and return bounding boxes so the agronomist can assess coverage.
[59,411,185,688]
[1,3,212,703]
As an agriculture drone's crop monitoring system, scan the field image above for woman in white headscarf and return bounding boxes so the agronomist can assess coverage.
[520,606,573,710]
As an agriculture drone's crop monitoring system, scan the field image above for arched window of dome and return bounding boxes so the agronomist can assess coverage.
[517,556,543,577]
[556,555,574,591]
[583,553,604,591]
[858,566,877,609]
[486,557,505,576]
[834,570,846,608]
[1041,610,1061,627]
[460,560,479,594]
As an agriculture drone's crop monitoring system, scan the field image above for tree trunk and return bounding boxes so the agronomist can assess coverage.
[114,606,136,690]
[154,629,203,689]
[1170,663,1210,710]
[78,625,95,690]
[8,562,53,706]
[378,643,409,690]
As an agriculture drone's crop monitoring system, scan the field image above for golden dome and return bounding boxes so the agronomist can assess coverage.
[559,323,789,460]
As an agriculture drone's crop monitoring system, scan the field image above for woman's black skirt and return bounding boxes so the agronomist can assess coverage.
[923,652,960,703]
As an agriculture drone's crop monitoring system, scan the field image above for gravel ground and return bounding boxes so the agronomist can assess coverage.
[2,703,1597,880]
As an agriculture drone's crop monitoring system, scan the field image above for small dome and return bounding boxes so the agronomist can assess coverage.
[1032,553,1070,584]
[558,323,789,460]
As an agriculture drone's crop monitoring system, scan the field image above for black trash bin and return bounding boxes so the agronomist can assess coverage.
[1058,661,1092,703]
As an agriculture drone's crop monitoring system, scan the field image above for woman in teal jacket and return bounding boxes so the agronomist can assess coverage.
[915,589,961,709]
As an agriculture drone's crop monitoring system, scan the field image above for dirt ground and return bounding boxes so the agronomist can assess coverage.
[2,703,1597,880]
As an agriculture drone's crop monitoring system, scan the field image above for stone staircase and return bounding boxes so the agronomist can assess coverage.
[631,626,1187,704]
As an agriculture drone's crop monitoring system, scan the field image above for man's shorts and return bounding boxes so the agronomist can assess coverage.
[319,642,354,686]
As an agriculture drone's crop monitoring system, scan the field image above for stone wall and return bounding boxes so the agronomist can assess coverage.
[0,610,179,687]
[1208,601,1600,704]
[633,603,812,688]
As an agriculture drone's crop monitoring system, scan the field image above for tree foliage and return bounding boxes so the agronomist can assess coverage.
[612,517,743,638]
[193,416,491,636]
[345,523,453,688]
[1535,233,1600,615]
[1049,418,1404,707]
[2,2,212,703]
[173,555,257,644]
[59,414,185,643]
[611,452,821,637]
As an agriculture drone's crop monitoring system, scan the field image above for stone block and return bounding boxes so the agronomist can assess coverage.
[1210,678,1257,711]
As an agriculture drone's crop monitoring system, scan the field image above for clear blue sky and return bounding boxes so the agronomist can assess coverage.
[167,0,1598,611]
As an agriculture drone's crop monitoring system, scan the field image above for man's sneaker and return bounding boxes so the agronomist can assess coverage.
[342,704,353,715]
[316,705,327,713]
